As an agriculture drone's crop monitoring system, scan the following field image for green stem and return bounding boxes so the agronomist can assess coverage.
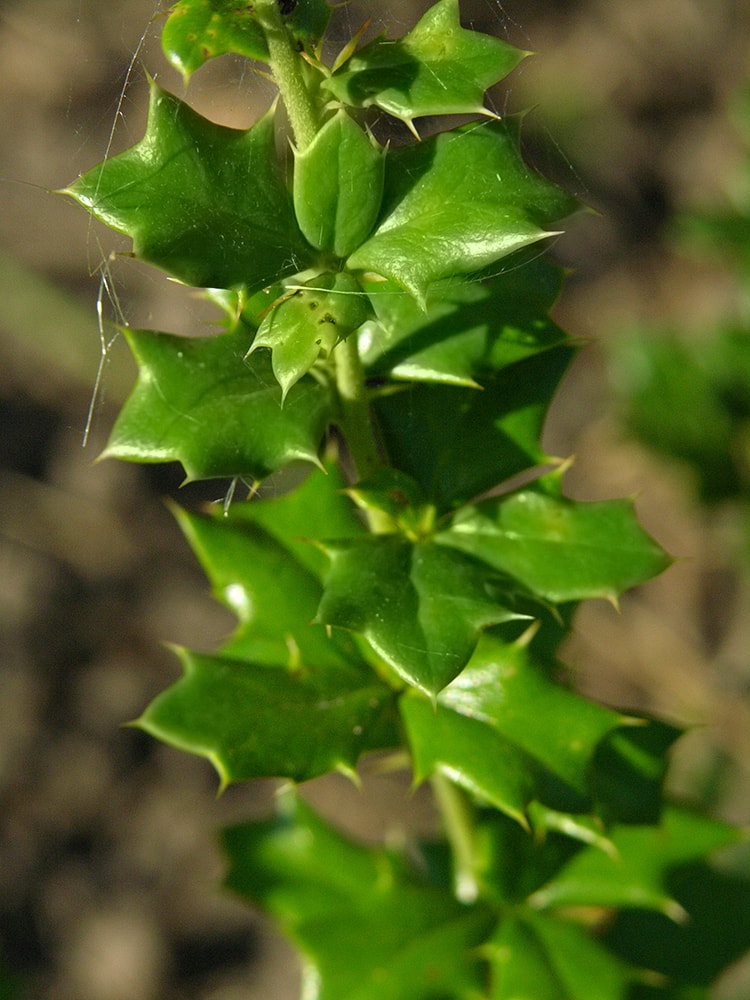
[254,0,318,149]
[431,774,479,904]
[335,334,384,482]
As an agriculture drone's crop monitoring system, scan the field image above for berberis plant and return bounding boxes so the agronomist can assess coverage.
[63,1,749,997]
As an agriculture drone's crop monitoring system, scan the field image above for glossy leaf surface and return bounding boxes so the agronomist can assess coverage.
[348,117,577,302]
[316,536,521,695]
[374,344,574,512]
[64,85,310,292]
[224,791,493,1000]
[103,327,332,481]
[293,110,385,258]
[440,488,671,603]
[138,648,397,786]
[360,259,570,385]
[402,634,626,823]
[324,0,525,127]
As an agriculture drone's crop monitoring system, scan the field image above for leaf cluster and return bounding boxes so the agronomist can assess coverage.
[62,2,747,997]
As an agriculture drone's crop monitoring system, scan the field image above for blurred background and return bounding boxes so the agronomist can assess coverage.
[1,1,750,997]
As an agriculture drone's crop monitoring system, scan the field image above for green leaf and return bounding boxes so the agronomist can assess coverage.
[223,791,493,1000]
[316,535,522,695]
[348,117,577,303]
[102,327,332,482]
[439,488,671,603]
[173,501,354,667]
[249,272,371,398]
[374,344,574,512]
[488,912,633,1000]
[529,807,746,920]
[360,259,570,386]
[162,0,268,79]
[138,648,398,786]
[402,634,626,823]
[324,0,525,128]
[63,84,311,292]
[293,110,385,258]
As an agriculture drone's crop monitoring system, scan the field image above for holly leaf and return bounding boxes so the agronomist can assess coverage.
[102,327,332,482]
[488,912,634,1000]
[162,0,268,79]
[223,791,493,1000]
[316,535,523,696]
[137,648,398,785]
[438,488,672,603]
[324,0,525,129]
[401,634,628,824]
[360,259,570,386]
[62,84,311,292]
[529,807,746,920]
[162,0,331,80]
[348,117,577,303]
[374,344,574,513]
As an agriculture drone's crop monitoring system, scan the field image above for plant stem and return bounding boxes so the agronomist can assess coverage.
[335,334,385,484]
[254,0,318,149]
[431,774,479,904]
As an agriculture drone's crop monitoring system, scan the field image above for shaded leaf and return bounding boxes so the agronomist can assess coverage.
[138,648,398,786]
[316,535,521,695]
[439,488,671,603]
[102,327,332,482]
[63,85,311,292]
[223,791,493,1000]
[374,344,574,512]
[402,634,626,822]
[324,0,525,128]
[529,807,745,919]
[360,259,570,386]
[348,117,577,302]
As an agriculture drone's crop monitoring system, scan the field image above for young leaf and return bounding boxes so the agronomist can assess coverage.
[223,791,494,1000]
[374,344,574,513]
[102,327,332,482]
[324,0,526,129]
[439,489,672,603]
[293,110,385,258]
[402,633,628,823]
[138,648,398,786]
[316,535,522,695]
[62,84,311,292]
[249,272,371,398]
[360,259,570,386]
[348,117,577,303]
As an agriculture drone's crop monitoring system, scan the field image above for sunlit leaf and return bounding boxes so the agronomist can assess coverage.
[102,327,332,481]
[63,85,311,292]
[324,0,525,128]
[348,117,577,302]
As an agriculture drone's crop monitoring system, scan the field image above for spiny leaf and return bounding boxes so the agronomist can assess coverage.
[402,634,628,824]
[63,84,311,292]
[438,488,672,603]
[360,259,570,386]
[102,327,332,482]
[348,117,577,303]
[374,344,575,513]
[324,0,525,129]
[223,791,494,1000]
[529,807,746,919]
[137,648,398,786]
[316,535,522,696]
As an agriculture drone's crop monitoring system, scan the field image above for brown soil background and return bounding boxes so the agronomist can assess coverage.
[1,1,750,997]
